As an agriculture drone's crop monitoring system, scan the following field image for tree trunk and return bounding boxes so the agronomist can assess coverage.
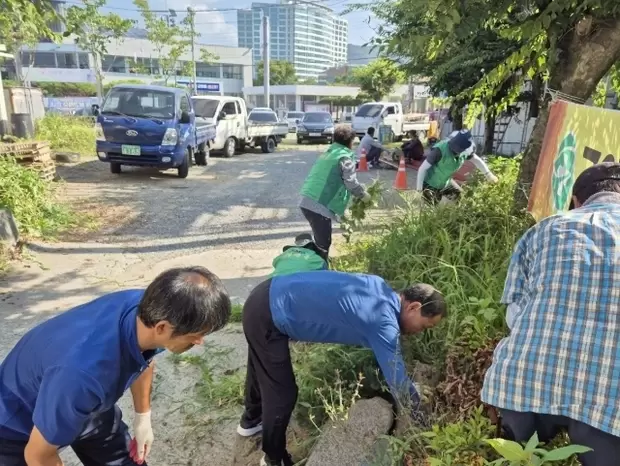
[483,113,496,155]
[514,17,620,209]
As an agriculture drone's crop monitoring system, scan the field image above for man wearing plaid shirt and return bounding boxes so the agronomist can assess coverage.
[481,163,620,466]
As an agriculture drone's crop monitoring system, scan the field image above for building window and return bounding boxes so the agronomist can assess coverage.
[57,52,78,69]
[102,55,127,73]
[223,65,242,79]
[78,53,90,69]
[196,64,220,78]
[22,52,56,68]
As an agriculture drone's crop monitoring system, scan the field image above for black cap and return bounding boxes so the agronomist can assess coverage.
[569,162,620,209]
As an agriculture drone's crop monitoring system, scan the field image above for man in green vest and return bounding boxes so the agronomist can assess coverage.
[270,234,328,277]
[299,125,370,260]
[415,129,498,204]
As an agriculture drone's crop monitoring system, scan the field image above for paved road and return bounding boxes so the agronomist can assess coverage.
[0,145,409,465]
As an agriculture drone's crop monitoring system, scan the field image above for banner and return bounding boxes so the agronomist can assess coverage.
[528,100,620,220]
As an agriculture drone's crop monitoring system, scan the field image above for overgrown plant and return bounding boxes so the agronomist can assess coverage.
[35,114,96,156]
[485,432,591,465]
[340,179,384,242]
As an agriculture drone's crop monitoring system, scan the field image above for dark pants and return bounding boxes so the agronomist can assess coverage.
[501,409,620,466]
[241,279,296,465]
[300,207,331,260]
[367,145,382,165]
[422,182,461,205]
[0,405,142,466]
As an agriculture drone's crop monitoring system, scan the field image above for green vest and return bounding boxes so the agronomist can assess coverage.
[270,247,327,277]
[425,140,469,190]
[300,143,354,216]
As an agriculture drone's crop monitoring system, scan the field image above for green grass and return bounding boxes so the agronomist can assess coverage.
[230,303,243,323]
[35,114,96,157]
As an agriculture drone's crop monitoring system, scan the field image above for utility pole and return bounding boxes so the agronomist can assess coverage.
[262,14,270,109]
[188,7,197,95]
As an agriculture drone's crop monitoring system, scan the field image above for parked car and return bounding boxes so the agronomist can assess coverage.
[297,112,335,144]
[284,111,305,132]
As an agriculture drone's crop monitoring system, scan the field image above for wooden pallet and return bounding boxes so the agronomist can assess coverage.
[0,142,56,181]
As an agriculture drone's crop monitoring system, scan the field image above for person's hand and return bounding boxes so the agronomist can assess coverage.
[131,411,154,464]
[486,173,499,184]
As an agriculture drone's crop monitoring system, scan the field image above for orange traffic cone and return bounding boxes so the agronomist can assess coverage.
[393,154,407,190]
[358,147,368,172]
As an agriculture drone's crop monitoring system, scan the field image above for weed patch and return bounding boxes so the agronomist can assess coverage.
[35,114,95,157]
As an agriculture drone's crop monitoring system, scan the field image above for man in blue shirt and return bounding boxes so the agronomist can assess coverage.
[235,271,446,466]
[0,266,231,466]
[481,163,620,466]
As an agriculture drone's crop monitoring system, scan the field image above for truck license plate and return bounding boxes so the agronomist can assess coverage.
[310,132,321,137]
[121,145,141,156]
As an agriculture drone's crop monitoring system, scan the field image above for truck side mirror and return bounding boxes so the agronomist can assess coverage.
[218,111,226,121]
[180,110,191,124]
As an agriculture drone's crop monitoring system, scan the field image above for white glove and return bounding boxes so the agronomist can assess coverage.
[485,172,499,184]
[132,411,154,463]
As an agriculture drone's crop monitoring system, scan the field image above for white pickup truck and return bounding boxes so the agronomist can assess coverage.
[191,96,288,157]
[352,102,431,140]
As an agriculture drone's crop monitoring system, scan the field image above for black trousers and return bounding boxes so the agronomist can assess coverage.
[0,405,142,466]
[422,182,461,205]
[367,145,382,165]
[501,409,620,466]
[241,279,296,464]
[300,207,332,260]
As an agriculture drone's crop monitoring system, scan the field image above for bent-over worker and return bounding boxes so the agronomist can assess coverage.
[0,267,231,466]
[299,125,370,260]
[236,271,447,466]
[415,129,498,204]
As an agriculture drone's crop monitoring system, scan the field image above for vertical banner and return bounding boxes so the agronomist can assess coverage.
[528,101,620,220]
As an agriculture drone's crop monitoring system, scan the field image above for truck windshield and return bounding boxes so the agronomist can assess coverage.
[355,104,383,118]
[249,112,278,122]
[192,99,220,118]
[101,88,175,119]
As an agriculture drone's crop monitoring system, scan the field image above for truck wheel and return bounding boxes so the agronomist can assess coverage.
[178,149,190,179]
[223,137,236,158]
[110,162,121,174]
[261,137,276,153]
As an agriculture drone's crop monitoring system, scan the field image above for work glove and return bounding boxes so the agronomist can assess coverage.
[130,411,154,464]
[485,172,499,184]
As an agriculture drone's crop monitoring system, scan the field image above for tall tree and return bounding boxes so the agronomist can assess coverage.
[65,0,134,102]
[358,0,620,208]
[352,58,405,101]
[254,60,297,86]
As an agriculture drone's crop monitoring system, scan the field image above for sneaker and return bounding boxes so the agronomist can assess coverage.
[236,421,263,437]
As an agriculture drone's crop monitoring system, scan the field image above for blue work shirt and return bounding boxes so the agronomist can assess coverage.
[0,289,160,446]
[269,271,417,401]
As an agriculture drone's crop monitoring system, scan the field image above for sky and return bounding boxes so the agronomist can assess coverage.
[92,0,378,47]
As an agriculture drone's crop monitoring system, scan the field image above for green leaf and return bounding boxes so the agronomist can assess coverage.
[428,458,444,466]
[541,444,592,461]
[524,432,540,452]
[484,438,528,461]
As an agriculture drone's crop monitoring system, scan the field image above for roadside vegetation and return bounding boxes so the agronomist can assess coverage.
[35,114,96,157]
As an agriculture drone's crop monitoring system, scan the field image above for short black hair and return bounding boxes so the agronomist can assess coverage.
[139,266,231,336]
[402,283,447,318]
[334,124,356,146]
[367,126,375,136]
[571,162,620,205]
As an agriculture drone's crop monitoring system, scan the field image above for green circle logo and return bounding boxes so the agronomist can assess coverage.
[552,132,576,212]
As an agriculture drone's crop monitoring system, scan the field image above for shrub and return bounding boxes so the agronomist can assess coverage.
[0,158,77,237]
[35,114,95,156]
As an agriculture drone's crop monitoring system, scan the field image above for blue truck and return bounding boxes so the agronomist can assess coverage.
[94,84,216,179]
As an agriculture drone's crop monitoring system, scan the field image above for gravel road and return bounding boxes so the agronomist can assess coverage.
[0,143,410,465]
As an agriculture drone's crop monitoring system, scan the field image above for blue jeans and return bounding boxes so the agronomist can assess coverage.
[0,405,143,466]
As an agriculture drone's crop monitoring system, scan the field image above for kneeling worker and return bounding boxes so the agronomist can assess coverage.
[415,129,498,204]
[236,271,447,466]
[0,267,231,466]
[300,125,370,260]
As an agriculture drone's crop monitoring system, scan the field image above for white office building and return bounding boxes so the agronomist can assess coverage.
[237,0,349,80]
[14,36,253,96]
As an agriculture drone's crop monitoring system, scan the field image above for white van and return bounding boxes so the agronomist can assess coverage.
[352,102,405,140]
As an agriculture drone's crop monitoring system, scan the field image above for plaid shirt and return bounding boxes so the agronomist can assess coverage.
[481,192,620,437]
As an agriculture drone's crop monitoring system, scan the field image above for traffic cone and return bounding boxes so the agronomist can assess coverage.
[393,154,408,190]
[358,147,368,172]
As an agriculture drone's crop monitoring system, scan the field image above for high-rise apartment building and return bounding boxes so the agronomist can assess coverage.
[237,0,348,80]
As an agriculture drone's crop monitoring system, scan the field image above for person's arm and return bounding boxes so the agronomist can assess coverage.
[28,367,103,465]
[470,154,498,182]
[416,148,441,191]
[340,158,368,199]
[367,323,419,410]
[130,362,155,463]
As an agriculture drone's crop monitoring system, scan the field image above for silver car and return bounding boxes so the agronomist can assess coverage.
[285,111,305,133]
